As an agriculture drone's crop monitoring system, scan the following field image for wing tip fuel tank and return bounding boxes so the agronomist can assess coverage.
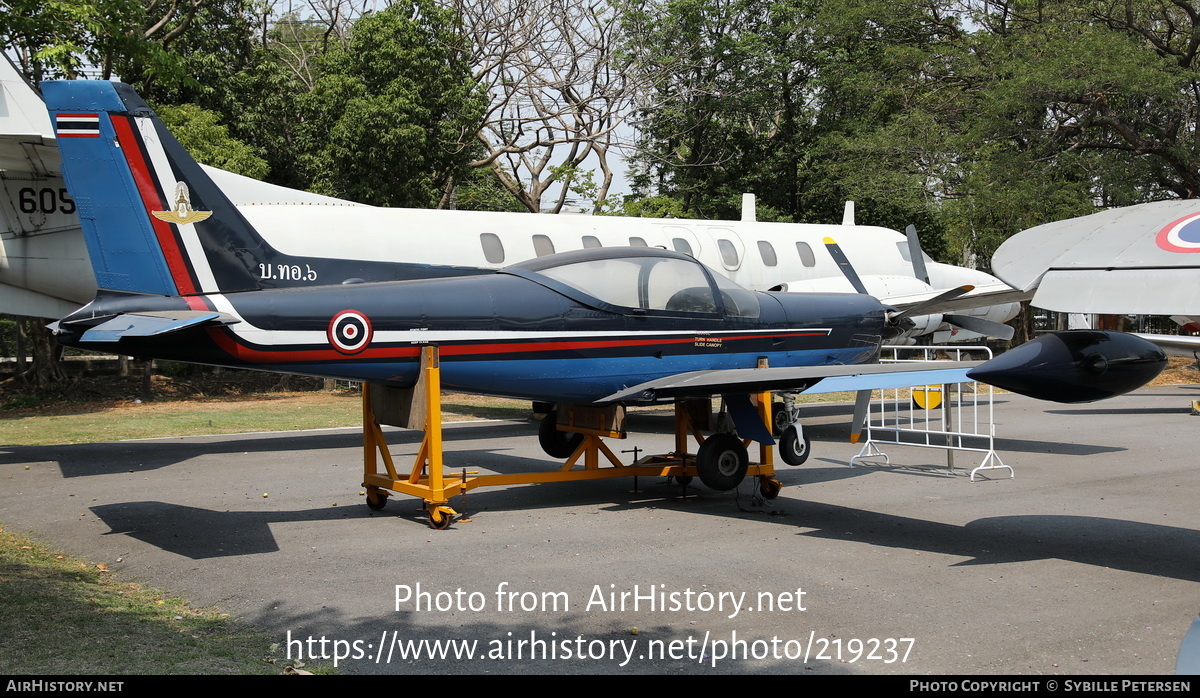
[967,331,1167,403]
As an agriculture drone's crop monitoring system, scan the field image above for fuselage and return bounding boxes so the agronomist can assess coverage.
[56,250,889,403]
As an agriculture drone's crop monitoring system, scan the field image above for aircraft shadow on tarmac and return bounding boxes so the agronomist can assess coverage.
[751,501,1200,584]
[0,421,542,477]
[1043,407,1192,416]
[88,489,1200,585]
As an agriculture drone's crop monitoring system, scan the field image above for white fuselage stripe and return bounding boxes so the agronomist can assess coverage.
[204,294,831,347]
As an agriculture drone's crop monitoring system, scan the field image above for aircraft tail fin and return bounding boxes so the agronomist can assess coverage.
[41,80,267,297]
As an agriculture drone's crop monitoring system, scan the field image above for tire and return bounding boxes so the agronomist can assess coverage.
[759,478,782,500]
[428,509,453,530]
[779,425,811,466]
[365,488,388,511]
[538,411,584,459]
[696,433,749,491]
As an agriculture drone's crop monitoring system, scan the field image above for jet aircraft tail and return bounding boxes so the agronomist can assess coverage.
[42,80,270,297]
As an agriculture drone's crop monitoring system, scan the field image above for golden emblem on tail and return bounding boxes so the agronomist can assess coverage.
[152,182,212,224]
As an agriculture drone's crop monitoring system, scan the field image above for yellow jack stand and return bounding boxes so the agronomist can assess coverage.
[361,346,783,529]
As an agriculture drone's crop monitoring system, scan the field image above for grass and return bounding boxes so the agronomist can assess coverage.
[0,527,303,675]
[0,391,533,447]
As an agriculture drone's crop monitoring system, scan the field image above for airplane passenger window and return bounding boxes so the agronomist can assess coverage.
[629,237,648,247]
[672,238,694,256]
[481,233,505,264]
[757,241,778,267]
[717,239,739,267]
[533,235,555,257]
[582,235,602,249]
[795,242,816,267]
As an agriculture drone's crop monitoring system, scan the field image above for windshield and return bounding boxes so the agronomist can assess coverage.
[536,256,719,312]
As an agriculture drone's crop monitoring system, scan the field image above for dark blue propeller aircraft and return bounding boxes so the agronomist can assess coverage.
[43,79,1167,498]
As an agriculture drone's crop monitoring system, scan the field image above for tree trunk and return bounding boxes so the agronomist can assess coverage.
[18,318,68,388]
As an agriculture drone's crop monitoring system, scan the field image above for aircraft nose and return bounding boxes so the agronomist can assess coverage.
[967,330,1166,403]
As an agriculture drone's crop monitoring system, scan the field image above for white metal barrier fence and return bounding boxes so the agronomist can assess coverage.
[849,345,1013,481]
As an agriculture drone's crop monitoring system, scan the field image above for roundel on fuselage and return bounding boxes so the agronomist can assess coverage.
[328,310,373,354]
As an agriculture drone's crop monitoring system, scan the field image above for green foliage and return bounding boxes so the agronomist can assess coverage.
[453,167,527,212]
[0,317,17,358]
[599,194,693,218]
[298,2,485,208]
[623,0,1200,264]
[156,104,269,179]
[1,0,197,85]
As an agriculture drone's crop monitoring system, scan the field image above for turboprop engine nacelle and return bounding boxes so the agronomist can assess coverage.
[772,275,941,337]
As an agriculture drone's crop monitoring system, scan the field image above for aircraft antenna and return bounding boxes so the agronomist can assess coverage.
[741,193,756,222]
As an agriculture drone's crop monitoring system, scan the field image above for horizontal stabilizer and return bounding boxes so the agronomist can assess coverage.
[601,361,982,403]
[79,310,237,343]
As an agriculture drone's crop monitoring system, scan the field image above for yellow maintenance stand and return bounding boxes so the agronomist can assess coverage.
[361,347,782,529]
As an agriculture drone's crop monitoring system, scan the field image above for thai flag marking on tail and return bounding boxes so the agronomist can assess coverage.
[54,113,100,138]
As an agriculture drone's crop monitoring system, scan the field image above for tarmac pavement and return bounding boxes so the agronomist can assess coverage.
[2,385,1198,674]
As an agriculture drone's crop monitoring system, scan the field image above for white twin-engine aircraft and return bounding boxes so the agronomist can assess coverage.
[0,57,1024,339]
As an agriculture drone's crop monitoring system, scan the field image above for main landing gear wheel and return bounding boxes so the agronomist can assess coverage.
[779,425,811,466]
[538,411,584,459]
[696,433,749,491]
[365,488,389,511]
[759,477,782,500]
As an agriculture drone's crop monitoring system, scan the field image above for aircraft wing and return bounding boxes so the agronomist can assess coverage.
[600,361,981,402]
[1135,333,1200,358]
[992,200,1200,314]
[71,311,238,343]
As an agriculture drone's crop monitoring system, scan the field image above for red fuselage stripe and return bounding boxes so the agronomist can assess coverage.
[201,327,829,364]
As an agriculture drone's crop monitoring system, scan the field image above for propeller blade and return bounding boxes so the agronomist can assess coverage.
[849,389,872,443]
[890,284,974,322]
[823,237,869,295]
[905,224,930,284]
[943,314,1016,340]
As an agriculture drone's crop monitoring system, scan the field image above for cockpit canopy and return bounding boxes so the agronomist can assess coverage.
[505,247,760,318]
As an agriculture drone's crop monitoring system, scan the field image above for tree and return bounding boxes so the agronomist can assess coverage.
[451,0,644,212]
[1,0,206,85]
[621,0,963,231]
[297,1,485,207]
[156,104,269,178]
